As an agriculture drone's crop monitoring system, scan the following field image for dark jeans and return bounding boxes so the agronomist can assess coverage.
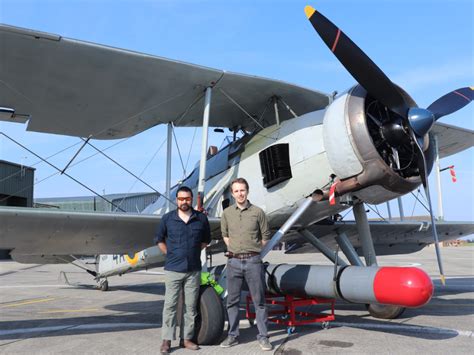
[226,255,268,340]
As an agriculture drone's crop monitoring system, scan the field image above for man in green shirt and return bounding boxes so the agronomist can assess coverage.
[220,177,273,351]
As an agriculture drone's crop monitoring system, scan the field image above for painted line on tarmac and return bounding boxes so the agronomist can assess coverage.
[0,298,56,308]
[0,323,156,336]
[38,308,100,314]
[324,321,473,337]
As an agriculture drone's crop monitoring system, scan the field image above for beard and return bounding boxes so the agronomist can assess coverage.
[178,203,190,211]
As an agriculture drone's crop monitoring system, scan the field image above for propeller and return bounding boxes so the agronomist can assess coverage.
[305,5,473,285]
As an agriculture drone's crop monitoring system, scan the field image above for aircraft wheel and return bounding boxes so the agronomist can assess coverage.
[366,304,405,319]
[178,285,225,345]
[99,279,109,292]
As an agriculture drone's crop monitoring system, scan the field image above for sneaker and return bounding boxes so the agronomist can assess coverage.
[220,335,239,348]
[258,337,273,351]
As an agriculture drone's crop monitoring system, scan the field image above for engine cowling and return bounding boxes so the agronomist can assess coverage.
[323,85,434,204]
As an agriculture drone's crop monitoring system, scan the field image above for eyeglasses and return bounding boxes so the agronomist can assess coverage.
[177,197,192,202]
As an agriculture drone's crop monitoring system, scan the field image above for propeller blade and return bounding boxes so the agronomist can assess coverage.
[304,6,410,118]
[411,131,446,285]
[427,87,473,120]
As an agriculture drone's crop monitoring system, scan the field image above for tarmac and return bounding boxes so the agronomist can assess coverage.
[1,246,473,354]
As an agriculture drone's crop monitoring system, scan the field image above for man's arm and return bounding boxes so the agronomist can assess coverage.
[259,209,272,247]
[158,242,167,254]
[201,214,212,250]
[154,216,168,254]
[220,211,230,246]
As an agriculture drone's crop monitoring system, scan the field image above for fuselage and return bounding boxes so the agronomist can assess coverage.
[100,87,426,278]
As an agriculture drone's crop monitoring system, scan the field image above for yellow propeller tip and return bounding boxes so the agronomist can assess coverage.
[304,5,316,19]
[440,274,446,286]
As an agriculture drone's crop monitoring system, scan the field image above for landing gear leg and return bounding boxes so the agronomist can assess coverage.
[353,201,406,319]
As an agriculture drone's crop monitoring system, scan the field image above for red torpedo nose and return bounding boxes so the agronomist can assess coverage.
[373,267,434,307]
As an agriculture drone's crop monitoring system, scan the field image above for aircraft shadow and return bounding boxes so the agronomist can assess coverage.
[432,277,474,294]
[0,311,162,341]
[289,314,459,340]
[102,282,166,296]
[104,300,163,313]
[67,281,166,296]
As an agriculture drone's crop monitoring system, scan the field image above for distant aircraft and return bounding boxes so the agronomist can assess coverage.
[0,5,473,344]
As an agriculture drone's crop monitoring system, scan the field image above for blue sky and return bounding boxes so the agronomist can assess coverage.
[0,0,472,221]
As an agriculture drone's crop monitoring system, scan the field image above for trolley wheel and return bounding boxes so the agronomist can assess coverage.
[287,326,296,335]
[321,321,330,329]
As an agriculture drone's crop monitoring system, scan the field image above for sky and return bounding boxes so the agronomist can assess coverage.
[0,0,473,222]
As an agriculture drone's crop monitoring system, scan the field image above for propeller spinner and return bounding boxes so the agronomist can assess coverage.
[305,5,473,285]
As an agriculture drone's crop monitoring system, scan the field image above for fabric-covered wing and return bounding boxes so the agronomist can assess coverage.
[0,207,221,255]
[0,24,330,139]
[432,122,474,158]
[285,220,474,255]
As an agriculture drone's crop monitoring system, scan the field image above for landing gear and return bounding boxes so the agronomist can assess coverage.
[178,285,225,345]
[194,286,225,344]
[98,279,109,291]
[366,304,405,319]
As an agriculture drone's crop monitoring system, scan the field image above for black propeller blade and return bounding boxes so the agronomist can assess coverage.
[406,87,473,139]
[305,5,473,285]
[304,5,410,118]
[427,87,473,120]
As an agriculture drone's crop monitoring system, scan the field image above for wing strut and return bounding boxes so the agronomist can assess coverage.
[433,135,444,220]
[197,87,212,211]
[165,122,173,212]
[261,197,315,258]
[299,229,347,266]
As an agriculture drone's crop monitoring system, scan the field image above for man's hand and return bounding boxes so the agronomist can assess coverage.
[262,239,268,247]
[158,242,167,255]
[201,243,208,250]
[223,237,230,246]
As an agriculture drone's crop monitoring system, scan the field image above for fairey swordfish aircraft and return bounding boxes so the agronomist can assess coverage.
[1,5,473,345]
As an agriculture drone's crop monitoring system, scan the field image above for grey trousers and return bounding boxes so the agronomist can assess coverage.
[226,255,268,340]
[161,270,200,341]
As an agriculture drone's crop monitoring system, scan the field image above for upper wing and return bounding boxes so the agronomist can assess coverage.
[432,122,474,158]
[285,219,474,255]
[0,207,221,255]
[0,24,329,139]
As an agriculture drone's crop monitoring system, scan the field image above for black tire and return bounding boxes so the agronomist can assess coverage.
[177,285,225,345]
[99,280,109,292]
[194,286,225,344]
[366,304,405,319]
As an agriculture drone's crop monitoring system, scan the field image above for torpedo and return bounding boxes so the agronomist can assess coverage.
[266,264,433,307]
